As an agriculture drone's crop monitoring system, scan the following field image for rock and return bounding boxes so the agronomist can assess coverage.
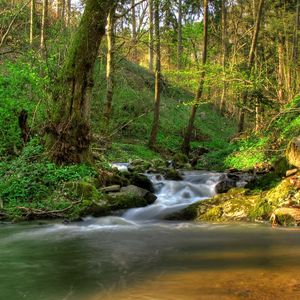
[273,156,290,176]
[271,207,300,226]
[227,173,240,181]
[125,173,155,193]
[215,176,237,193]
[172,153,189,168]
[286,169,298,177]
[120,185,157,205]
[165,169,183,181]
[101,185,121,193]
[64,181,100,200]
[167,188,258,222]
[128,159,151,173]
[286,137,300,168]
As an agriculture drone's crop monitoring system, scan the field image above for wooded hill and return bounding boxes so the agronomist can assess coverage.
[0,0,299,222]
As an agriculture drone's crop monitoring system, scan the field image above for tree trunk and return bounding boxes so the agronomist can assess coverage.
[293,0,299,93]
[66,0,71,27]
[182,0,209,155]
[238,0,264,133]
[29,0,35,46]
[278,35,286,103]
[177,0,183,71]
[131,0,138,62]
[103,5,116,131]
[40,0,48,49]
[46,0,112,164]
[148,0,161,149]
[220,0,227,113]
[149,0,154,72]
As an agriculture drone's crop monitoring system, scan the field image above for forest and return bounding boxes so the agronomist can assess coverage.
[1,0,300,299]
[1,0,299,223]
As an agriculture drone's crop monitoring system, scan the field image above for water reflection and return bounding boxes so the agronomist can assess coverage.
[1,223,300,299]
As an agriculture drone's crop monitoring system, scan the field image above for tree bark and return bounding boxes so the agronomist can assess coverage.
[40,0,48,49]
[177,0,183,71]
[220,0,227,113]
[103,5,116,131]
[293,0,299,93]
[181,0,209,155]
[66,0,71,26]
[238,0,264,133]
[148,0,161,149]
[131,0,138,62]
[149,0,154,72]
[29,0,35,46]
[46,0,112,164]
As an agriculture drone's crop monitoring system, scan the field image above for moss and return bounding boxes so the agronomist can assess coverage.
[248,199,273,220]
[165,169,183,180]
[64,181,101,201]
[173,153,189,167]
[201,206,223,221]
[276,213,297,227]
[273,156,290,177]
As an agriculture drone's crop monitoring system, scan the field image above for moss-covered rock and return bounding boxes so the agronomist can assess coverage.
[286,137,300,168]
[273,156,290,177]
[271,207,300,226]
[124,172,154,192]
[64,181,101,201]
[172,153,189,168]
[165,169,183,181]
[170,174,300,225]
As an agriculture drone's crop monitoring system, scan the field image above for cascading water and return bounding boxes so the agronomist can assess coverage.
[123,171,221,221]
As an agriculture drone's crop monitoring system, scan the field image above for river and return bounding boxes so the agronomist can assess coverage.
[1,171,300,300]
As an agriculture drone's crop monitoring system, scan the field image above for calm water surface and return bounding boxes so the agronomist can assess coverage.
[1,171,300,300]
[1,221,300,300]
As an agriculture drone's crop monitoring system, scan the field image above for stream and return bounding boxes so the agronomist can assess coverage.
[1,171,300,300]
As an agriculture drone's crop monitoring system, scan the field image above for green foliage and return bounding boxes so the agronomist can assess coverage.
[0,60,48,156]
[225,96,300,170]
[107,142,160,162]
[0,139,96,210]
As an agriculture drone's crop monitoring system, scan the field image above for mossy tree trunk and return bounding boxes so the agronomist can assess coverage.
[47,0,113,164]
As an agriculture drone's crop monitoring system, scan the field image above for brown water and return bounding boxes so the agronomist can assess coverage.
[1,221,300,300]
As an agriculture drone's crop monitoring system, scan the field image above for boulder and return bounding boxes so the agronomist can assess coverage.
[286,137,300,168]
[215,176,237,193]
[286,169,298,177]
[120,185,157,205]
[271,207,300,226]
[125,173,154,192]
[273,156,290,177]
[172,153,189,168]
[101,185,121,193]
[164,169,183,181]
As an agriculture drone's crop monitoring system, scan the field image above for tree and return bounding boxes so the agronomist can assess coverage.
[40,0,48,49]
[46,0,113,163]
[103,4,117,131]
[219,0,227,113]
[29,0,35,45]
[149,0,161,148]
[182,0,209,155]
[238,0,265,133]
[149,0,154,72]
[177,0,183,70]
